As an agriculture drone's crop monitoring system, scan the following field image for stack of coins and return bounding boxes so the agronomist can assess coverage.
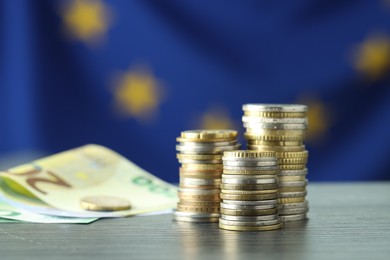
[219,150,283,231]
[173,130,241,223]
[242,104,309,222]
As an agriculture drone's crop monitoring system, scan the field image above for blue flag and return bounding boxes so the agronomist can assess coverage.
[1,0,390,182]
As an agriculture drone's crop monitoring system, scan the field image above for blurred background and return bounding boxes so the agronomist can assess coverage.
[1,0,390,182]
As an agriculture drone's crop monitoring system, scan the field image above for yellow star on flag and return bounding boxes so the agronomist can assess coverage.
[198,106,237,130]
[62,0,111,44]
[353,33,390,80]
[112,67,165,121]
[298,97,331,143]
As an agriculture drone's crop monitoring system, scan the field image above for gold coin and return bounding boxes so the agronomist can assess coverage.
[220,192,278,200]
[278,175,306,182]
[179,172,222,179]
[219,222,283,231]
[275,151,308,159]
[223,150,276,158]
[279,157,308,165]
[244,133,305,142]
[220,183,278,190]
[176,137,236,143]
[179,184,220,190]
[180,130,237,140]
[180,167,222,173]
[278,186,306,192]
[178,200,221,207]
[80,195,131,211]
[178,193,220,201]
[177,203,220,213]
[247,140,303,147]
[278,197,305,203]
[279,164,306,170]
[181,164,223,171]
[223,169,278,175]
[177,154,223,160]
[248,145,305,152]
[243,111,306,118]
[220,207,278,216]
[221,189,278,195]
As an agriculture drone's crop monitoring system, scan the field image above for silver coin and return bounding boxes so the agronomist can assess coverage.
[173,215,219,222]
[222,160,278,167]
[245,123,307,130]
[176,144,241,154]
[242,104,308,113]
[278,201,308,209]
[219,217,282,226]
[177,140,238,147]
[178,188,220,195]
[223,165,280,171]
[173,210,220,218]
[221,214,278,221]
[222,199,278,206]
[278,180,308,187]
[180,178,221,186]
[221,178,276,185]
[278,191,307,198]
[222,174,276,182]
[222,174,277,179]
[278,207,308,215]
[242,116,308,124]
[220,202,277,210]
[280,213,307,222]
[279,169,308,176]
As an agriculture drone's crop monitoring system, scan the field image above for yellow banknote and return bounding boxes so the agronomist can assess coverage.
[0,145,178,217]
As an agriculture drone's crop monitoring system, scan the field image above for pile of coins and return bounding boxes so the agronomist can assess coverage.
[173,130,240,222]
[242,104,309,222]
[219,150,283,231]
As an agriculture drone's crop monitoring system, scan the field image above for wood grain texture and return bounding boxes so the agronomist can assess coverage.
[0,182,390,260]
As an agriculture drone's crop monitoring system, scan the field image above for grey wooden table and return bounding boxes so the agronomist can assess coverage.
[1,182,389,260]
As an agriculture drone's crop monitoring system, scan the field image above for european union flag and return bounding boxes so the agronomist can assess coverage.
[1,0,390,182]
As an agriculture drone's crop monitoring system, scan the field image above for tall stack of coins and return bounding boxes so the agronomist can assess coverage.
[242,104,309,222]
[219,150,283,231]
[173,130,240,222]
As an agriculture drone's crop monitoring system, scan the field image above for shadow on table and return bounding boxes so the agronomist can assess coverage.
[173,220,309,259]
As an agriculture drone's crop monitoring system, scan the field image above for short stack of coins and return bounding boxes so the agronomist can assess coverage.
[219,150,283,231]
[242,104,309,222]
[173,130,241,223]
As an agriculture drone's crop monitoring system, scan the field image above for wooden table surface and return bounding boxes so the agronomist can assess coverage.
[1,182,389,260]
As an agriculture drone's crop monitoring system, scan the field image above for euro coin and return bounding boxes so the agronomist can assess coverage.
[223,150,276,158]
[278,201,308,209]
[278,191,307,198]
[220,203,276,210]
[176,203,220,213]
[220,192,278,201]
[278,207,308,215]
[80,195,131,211]
[223,169,278,175]
[220,183,278,190]
[222,199,278,206]
[278,197,305,203]
[280,213,307,222]
[220,207,278,216]
[219,222,283,231]
[219,218,281,226]
[221,214,278,221]
[220,189,278,195]
[242,104,308,113]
